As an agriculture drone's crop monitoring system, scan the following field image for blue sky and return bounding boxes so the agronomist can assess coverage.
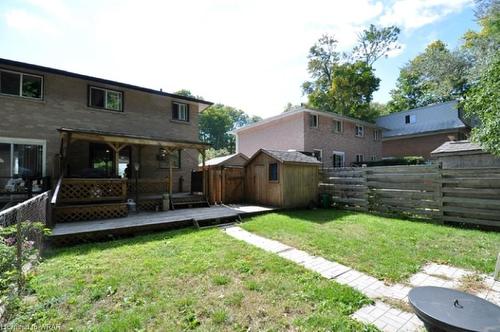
[0,0,478,118]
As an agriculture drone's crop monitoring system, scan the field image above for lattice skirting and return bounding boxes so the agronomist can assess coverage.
[55,203,128,223]
[138,199,162,211]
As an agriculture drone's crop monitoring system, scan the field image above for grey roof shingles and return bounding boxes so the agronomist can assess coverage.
[431,140,483,155]
[262,149,321,164]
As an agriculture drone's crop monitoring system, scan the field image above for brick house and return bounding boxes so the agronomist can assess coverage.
[0,58,212,215]
[376,101,469,159]
[232,107,383,167]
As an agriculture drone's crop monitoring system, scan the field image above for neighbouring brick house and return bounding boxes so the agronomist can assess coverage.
[232,107,383,167]
[0,58,212,208]
[376,101,469,159]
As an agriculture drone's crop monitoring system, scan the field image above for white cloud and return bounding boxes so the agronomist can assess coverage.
[380,0,472,30]
[4,9,58,35]
[1,0,472,117]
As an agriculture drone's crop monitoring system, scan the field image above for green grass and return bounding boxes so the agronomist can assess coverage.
[242,210,500,283]
[9,228,377,331]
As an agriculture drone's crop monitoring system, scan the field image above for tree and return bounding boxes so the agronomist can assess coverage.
[199,104,261,153]
[463,53,500,155]
[352,24,401,66]
[388,41,470,112]
[174,89,204,100]
[330,61,381,121]
[302,26,399,119]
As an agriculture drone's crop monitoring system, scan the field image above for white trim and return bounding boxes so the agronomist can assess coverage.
[0,136,47,176]
[0,68,44,100]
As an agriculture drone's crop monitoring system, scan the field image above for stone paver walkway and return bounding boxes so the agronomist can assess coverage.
[224,226,500,332]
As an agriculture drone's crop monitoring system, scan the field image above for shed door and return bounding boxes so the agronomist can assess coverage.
[254,165,265,204]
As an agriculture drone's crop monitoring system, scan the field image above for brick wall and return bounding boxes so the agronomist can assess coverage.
[237,112,305,157]
[303,112,383,166]
[382,131,465,159]
[0,63,202,192]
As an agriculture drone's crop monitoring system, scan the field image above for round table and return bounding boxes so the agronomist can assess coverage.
[408,286,500,332]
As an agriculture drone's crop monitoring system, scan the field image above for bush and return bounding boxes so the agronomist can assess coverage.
[351,156,426,167]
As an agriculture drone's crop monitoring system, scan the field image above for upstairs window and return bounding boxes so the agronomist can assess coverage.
[355,125,364,137]
[356,154,364,163]
[0,70,43,99]
[405,114,416,124]
[332,120,343,133]
[309,114,318,128]
[89,86,123,111]
[268,163,279,181]
[373,129,381,141]
[172,102,189,122]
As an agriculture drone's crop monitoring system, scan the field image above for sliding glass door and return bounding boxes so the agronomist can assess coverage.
[0,138,46,178]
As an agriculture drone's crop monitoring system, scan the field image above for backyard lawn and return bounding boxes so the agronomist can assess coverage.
[242,210,500,283]
[9,228,376,331]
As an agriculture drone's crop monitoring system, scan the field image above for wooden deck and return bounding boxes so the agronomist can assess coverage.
[49,205,276,244]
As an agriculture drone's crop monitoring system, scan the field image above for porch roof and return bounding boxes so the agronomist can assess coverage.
[58,127,210,150]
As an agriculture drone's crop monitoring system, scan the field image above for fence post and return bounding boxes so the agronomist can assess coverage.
[15,209,24,295]
[436,162,444,224]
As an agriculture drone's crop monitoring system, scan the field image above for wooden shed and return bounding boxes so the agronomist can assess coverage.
[245,149,320,208]
[200,153,248,204]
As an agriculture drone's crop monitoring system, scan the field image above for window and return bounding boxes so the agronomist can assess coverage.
[405,114,416,124]
[309,114,318,128]
[159,150,181,169]
[0,70,43,99]
[0,138,45,178]
[268,163,278,181]
[355,125,364,137]
[172,102,189,122]
[332,151,344,168]
[373,129,381,141]
[89,86,123,111]
[332,120,343,133]
[313,149,322,162]
[356,154,364,163]
[371,156,377,161]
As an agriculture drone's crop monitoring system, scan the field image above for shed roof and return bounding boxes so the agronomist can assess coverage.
[200,153,248,167]
[248,149,321,165]
[431,140,483,155]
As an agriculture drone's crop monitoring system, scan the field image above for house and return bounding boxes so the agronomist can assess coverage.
[232,107,383,167]
[376,101,469,159]
[245,149,320,208]
[431,140,500,169]
[0,58,213,219]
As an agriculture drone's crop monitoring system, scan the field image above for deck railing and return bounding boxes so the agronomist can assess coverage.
[58,178,127,203]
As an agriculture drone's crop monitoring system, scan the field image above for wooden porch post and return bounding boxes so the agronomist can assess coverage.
[59,132,72,177]
[202,149,207,200]
[169,148,174,197]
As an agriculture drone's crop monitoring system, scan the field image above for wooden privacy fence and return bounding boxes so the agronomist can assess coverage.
[319,165,500,227]
[207,167,245,205]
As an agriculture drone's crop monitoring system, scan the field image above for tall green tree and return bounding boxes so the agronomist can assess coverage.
[302,25,399,120]
[352,24,401,66]
[199,104,261,153]
[388,41,470,112]
[330,61,381,121]
[463,53,500,155]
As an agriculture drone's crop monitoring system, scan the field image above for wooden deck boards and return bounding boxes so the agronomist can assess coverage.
[50,205,276,238]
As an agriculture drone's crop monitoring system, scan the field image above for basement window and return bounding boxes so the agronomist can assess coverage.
[269,163,279,181]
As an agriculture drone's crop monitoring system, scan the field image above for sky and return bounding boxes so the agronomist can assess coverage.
[0,0,478,119]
